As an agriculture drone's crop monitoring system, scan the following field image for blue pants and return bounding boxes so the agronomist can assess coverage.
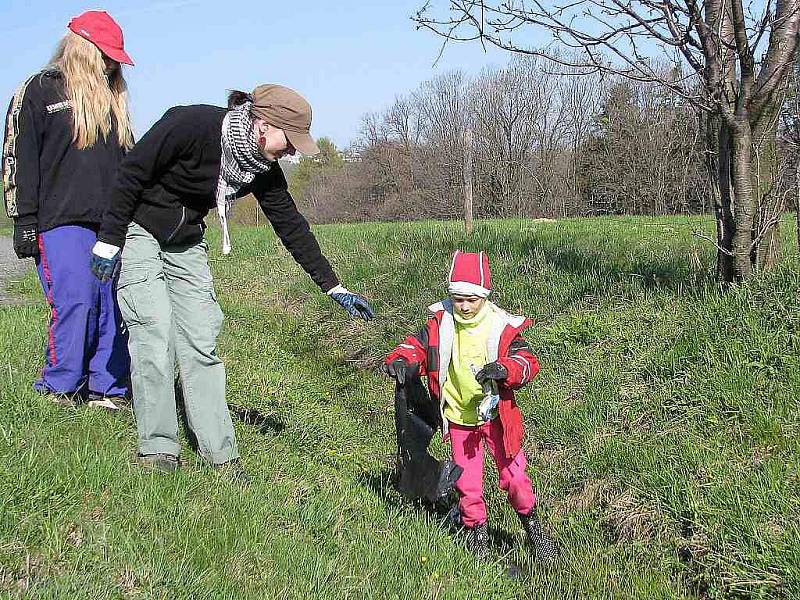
[34,225,129,397]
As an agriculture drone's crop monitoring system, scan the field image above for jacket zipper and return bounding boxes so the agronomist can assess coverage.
[166,206,186,243]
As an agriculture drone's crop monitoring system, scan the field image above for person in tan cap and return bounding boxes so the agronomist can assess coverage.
[91,84,374,482]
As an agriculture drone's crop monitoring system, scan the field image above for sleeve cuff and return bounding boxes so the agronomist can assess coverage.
[326,284,348,296]
[92,241,120,259]
[13,214,38,227]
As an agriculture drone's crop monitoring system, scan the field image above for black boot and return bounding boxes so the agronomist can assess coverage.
[466,522,490,560]
[137,453,179,473]
[518,510,559,561]
[214,459,251,487]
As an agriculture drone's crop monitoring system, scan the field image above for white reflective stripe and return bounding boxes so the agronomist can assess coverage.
[479,250,485,287]
[521,356,531,381]
[510,354,530,370]
[399,343,416,349]
[486,308,504,362]
[3,74,37,218]
[438,310,455,387]
[509,355,530,381]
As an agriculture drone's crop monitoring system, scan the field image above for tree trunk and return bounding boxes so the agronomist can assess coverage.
[729,122,757,280]
[796,158,800,254]
[464,128,474,234]
[753,130,781,271]
[707,115,735,281]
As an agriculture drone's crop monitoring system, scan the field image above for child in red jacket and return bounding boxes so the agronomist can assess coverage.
[383,251,558,560]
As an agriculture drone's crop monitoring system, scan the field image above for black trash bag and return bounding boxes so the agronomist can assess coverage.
[394,366,463,503]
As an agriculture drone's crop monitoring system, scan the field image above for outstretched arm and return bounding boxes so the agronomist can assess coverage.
[254,166,374,320]
[253,165,339,291]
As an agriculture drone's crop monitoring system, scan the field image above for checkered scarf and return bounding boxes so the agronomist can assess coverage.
[216,102,273,254]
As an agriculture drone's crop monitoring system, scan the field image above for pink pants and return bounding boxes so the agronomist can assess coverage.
[449,420,536,527]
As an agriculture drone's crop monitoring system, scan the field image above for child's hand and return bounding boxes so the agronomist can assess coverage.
[475,362,508,384]
[477,392,500,422]
[381,358,411,384]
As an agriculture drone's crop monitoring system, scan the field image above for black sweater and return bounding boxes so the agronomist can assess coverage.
[98,104,339,292]
[2,69,126,231]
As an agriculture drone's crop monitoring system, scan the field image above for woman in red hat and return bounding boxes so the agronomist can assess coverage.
[2,10,134,409]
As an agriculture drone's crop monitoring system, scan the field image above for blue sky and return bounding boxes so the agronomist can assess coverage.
[0,0,522,148]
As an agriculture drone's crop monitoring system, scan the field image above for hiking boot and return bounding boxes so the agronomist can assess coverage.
[518,510,559,562]
[466,522,490,560]
[45,391,83,408]
[214,459,251,487]
[137,453,179,473]
[444,504,462,532]
[87,392,131,412]
[434,459,463,501]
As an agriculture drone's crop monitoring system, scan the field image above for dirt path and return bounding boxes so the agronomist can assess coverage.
[0,234,33,305]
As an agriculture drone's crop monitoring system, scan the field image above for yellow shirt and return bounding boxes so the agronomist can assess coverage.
[442,303,500,425]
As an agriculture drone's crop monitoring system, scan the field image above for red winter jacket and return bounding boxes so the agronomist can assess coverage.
[385,300,539,458]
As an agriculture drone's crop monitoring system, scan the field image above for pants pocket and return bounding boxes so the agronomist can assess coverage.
[117,269,154,327]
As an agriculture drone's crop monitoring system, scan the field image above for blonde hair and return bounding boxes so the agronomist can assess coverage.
[49,31,133,150]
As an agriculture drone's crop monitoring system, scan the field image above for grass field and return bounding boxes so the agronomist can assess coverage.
[1,216,798,599]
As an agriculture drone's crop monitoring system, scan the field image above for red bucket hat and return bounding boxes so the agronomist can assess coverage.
[68,10,134,66]
[448,250,492,298]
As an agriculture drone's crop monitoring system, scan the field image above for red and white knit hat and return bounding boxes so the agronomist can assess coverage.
[448,250,492,298]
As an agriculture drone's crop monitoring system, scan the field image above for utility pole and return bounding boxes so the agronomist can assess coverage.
[463,128,474,235]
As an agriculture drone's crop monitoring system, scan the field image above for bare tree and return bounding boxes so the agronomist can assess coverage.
[542,57,607,215]
[299,58,708,225]
[470,58,544,216]
[579,74,707,216]
[414,0,800,281]
[413,70,470,216]
[779,56,800,254]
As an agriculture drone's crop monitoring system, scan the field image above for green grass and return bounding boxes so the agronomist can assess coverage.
[1,215,798,599]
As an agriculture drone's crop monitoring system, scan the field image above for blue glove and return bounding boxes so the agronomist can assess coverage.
[327,285,374,321]
[90,241,121,283]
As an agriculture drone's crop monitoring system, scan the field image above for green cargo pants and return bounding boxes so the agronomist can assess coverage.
[117,222,238,464]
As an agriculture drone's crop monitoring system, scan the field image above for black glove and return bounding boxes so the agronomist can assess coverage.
[381,358,411,385]
[475,362,508,384]
[12,218,38,258]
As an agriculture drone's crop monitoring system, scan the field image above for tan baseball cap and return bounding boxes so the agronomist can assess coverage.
[250,84,319,156]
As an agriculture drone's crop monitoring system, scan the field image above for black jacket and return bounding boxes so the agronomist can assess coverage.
[98,104,339,292]
[2,69,126,230]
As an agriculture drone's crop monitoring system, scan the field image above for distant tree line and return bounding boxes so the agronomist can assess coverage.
[285,56,737,224]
